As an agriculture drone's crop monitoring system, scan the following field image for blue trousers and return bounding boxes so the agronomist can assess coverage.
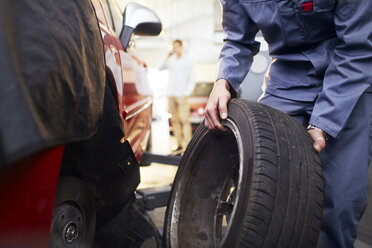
[259,91,372,248]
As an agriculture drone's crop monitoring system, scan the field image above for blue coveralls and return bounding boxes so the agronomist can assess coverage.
[216,0,372,247]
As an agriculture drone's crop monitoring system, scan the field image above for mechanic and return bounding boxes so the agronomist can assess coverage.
[205,0,372,247]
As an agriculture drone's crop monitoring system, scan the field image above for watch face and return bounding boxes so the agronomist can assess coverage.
[250,54,268,75]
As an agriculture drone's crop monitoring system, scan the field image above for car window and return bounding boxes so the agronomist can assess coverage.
[107,0,123,36]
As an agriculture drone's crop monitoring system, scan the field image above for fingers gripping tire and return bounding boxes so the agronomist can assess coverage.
[163,99,324,248]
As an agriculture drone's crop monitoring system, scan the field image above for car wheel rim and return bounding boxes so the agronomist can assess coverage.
[215,119,244,247]
[215,166,239,245]
[169,118,245,247]
[52,202,84,247]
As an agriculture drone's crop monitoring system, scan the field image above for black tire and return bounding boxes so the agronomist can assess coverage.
[50,177,96,248]
[163,99,324,248]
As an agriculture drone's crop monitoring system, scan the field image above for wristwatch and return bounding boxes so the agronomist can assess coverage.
[307,124,329,140]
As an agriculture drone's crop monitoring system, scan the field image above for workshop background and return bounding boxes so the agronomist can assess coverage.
[1,0,369,247]
[113,1,372,248]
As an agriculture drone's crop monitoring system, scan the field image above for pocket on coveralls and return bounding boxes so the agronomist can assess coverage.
[275,0,335,47]
[296,0,336,42]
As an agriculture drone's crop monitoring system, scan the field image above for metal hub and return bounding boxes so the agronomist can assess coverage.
[65,223,79,243]
[51,203,84,247]
[215,166,239,245]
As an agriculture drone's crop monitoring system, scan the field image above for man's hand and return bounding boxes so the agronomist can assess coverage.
[307,128,326,153]
[205,79,231,131]
[168,49,175,57]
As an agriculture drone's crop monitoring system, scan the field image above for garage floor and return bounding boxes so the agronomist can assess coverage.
[139,109,372,247]
[138,118,177,231]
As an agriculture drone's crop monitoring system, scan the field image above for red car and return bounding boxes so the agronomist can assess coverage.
[93,0,154,161]
[188,82,214,133]
[0,0,161,247]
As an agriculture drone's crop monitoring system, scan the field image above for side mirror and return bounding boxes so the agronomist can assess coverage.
[120,3,162,51]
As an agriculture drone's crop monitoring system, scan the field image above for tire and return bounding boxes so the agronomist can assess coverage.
[50,177,96,248]
[163,99,324,248]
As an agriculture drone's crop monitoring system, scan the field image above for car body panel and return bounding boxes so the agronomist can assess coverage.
[92,0,152,161]
[0,146,64,248]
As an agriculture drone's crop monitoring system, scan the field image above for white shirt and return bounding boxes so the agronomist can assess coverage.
[160,55,195,97]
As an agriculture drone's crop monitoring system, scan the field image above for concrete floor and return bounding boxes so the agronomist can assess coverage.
[138,117,178,231]
[138,162,175,231]
[356,240,372,248]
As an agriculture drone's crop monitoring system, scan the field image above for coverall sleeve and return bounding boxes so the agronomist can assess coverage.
[216,0,260,93]
[309,0,372,138]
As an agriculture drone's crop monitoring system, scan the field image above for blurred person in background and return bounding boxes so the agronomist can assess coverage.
[120,46,152,96]
[160,40,195,154]
[205,0,372,247]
